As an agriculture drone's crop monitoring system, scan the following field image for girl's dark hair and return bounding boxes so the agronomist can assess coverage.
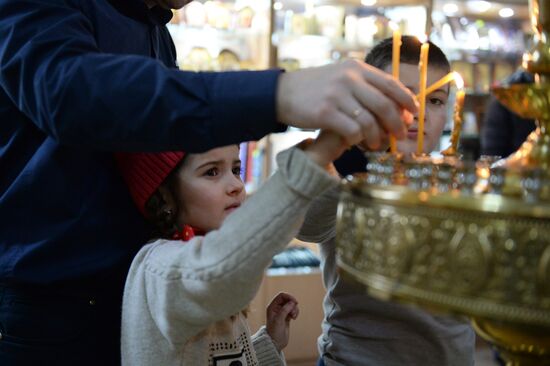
[365,35,451,73]
[143,144,240,239]
[143,158,186,239]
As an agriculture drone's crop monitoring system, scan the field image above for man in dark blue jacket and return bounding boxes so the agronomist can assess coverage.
[0,1,417,364]
[481,70,536,158]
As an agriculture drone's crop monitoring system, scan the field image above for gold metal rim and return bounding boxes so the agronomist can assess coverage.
[337,258,550,328]
[343,182,550,220]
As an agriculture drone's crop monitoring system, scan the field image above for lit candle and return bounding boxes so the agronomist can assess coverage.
[390,26,401,153]
[442,73,465,156]
[451,90,466,149]
[417,38,429,154]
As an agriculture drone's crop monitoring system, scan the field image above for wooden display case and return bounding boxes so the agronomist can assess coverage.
[248,268,325,365]
[248,240,326,365]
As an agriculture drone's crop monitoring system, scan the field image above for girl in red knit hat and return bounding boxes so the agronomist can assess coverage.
[116,131,347,366]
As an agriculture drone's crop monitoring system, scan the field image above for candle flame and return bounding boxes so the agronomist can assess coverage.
[416,34,428,43]
[479,167,490,180]
[454,72,464,90]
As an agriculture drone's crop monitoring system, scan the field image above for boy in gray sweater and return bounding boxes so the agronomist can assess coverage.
[298,36,476,366]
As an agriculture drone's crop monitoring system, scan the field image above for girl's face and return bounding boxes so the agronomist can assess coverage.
[173,145,245,233]
[384,63,450,154]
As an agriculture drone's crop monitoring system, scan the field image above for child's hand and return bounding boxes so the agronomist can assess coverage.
[303,130,348,168]
[265,292,299,352]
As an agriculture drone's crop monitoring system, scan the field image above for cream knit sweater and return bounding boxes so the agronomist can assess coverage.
[121,146,338,366]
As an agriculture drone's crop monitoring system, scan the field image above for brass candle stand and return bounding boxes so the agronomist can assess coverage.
[335,1,550,364]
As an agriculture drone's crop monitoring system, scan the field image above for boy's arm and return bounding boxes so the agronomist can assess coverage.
[123,147,339,348]
[296,186,341,244]
[298,145,368,243]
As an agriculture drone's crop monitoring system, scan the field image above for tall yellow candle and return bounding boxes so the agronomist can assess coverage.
[440,73,465,156]
[390,28,401,153]
[392,29,401,81]
[451,90,466,149]
[417,40,429,154]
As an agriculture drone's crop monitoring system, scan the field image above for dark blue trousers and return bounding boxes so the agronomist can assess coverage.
[0,283,122,365]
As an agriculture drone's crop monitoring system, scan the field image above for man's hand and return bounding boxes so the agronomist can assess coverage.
[276,60,417,150]
[265,292,299,352]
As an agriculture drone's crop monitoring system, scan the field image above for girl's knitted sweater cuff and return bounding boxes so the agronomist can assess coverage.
[276,146,339,200]
[251,326,286,366]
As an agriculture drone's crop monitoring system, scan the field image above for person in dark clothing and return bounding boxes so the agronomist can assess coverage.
[481,70,536,158]
[0,0,417,365]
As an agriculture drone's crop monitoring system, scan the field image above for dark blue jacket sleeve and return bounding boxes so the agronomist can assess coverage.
[480,97,514,157]
[481,70,536,158]
[0,0,285,153]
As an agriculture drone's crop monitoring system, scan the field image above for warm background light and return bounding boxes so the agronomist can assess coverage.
[443,3,459,15]
[416,34,428,43]
[466,0,492,13]
[361,0,377,6]
[499,7,514,18]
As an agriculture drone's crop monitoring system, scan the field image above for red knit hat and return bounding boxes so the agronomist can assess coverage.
[115,151,185,216]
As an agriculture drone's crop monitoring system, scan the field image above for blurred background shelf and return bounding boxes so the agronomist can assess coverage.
[168,0,529,187]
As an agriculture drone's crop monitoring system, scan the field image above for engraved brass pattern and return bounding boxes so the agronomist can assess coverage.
[336,188,550,328]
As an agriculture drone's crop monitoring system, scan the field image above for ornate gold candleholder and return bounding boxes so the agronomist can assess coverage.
[337,180,550,365]
[335,1,550,364]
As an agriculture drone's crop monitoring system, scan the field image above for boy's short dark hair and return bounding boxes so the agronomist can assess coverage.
[365,35,450,73]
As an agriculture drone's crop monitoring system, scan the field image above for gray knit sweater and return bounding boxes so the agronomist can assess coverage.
[298,186,476,366]
[121,147,338,366]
